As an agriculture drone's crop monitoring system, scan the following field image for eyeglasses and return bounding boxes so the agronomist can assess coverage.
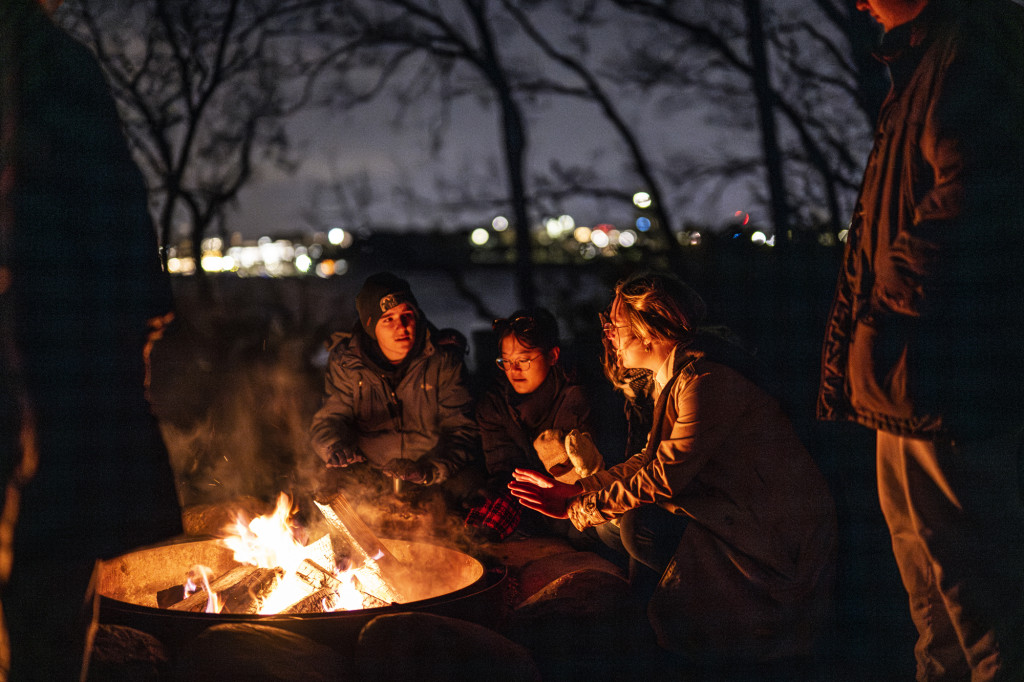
[495,355,540,372]
[493,315,536,336]
[601,322,631,340]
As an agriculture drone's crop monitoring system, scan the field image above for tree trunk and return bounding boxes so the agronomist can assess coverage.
[743,0,791,245]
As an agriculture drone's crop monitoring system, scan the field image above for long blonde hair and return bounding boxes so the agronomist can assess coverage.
[612,272,707,347]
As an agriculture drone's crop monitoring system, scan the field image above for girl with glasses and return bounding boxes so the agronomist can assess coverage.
[470,308,601,543]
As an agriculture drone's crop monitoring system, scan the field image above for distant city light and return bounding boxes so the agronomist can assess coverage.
[544,218,562,240]
[159,210,818,280]
[200,254,225,272]
[633,192,652,209]
[492,216,509,232]
[166,257,184,274]
[317,259,335,278]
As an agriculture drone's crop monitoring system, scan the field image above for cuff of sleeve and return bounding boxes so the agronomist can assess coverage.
[577,472,611,493]
[428,459,450,484]
[567,492,605,531]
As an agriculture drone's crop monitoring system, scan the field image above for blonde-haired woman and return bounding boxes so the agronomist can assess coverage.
[510,272,837,666]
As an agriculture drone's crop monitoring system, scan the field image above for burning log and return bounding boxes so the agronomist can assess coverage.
[299,558,346,590]
[169,565,284,614]
[281,585,388,614]
[314,492,412,603]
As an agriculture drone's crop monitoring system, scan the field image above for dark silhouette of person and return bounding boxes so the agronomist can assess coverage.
[0,1,183,678]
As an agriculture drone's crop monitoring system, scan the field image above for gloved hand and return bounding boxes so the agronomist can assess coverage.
[382,457,436,485]
[326,445,365,468]
[533,429,578,484]
[565,429,604,478]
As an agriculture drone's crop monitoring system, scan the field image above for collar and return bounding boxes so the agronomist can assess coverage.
[652,345,677,402]
[876,0,949,63]
[507,368,563,427]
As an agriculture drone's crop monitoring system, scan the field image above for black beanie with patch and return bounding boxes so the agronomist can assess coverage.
[355,272,419,339]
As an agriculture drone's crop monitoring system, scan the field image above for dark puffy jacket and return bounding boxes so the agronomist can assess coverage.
[476,367,592,480]
[818,0,1024,441]
[309,327,479,482]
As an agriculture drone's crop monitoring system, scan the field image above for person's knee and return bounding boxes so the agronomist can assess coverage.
[619,506,687,575]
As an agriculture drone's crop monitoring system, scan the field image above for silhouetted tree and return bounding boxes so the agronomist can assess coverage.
[318,0,539,308]
[605,0,878,236]
[57,0,337,285]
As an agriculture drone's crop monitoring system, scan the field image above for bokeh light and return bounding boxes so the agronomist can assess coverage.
[573,226,592,243]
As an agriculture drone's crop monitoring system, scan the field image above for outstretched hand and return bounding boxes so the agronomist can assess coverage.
[508,468,580,519]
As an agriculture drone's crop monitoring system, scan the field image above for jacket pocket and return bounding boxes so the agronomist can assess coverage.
[847,311,918,422]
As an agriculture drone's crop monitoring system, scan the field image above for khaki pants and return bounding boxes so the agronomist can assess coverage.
[876,430,1024,681]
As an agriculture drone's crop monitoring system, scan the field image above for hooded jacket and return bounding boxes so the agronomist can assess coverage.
[309,324,479,482]
[818,0,1024,440]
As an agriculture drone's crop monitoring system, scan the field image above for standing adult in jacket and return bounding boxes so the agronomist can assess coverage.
[511,273,836,664]
[309,272,480,505]
[1,0,184,678]
[818,0,1024,678]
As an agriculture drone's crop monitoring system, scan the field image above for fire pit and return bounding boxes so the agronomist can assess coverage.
[97,511,506,656]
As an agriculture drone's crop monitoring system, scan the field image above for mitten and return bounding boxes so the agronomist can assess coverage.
[565,429,604,478]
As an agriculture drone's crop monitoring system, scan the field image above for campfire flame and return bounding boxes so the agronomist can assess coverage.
[185,565,221,613]
[203,492,383,614]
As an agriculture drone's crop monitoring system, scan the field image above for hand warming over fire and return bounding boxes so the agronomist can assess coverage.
[508,468,581,519]
[326,446,365,468]
[382,457,434,485]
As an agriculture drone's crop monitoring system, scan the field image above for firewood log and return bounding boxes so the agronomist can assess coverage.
[168,565,282,614]
[313,493,412,603]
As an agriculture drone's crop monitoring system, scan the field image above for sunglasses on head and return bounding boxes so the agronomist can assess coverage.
[492,315,536,336]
